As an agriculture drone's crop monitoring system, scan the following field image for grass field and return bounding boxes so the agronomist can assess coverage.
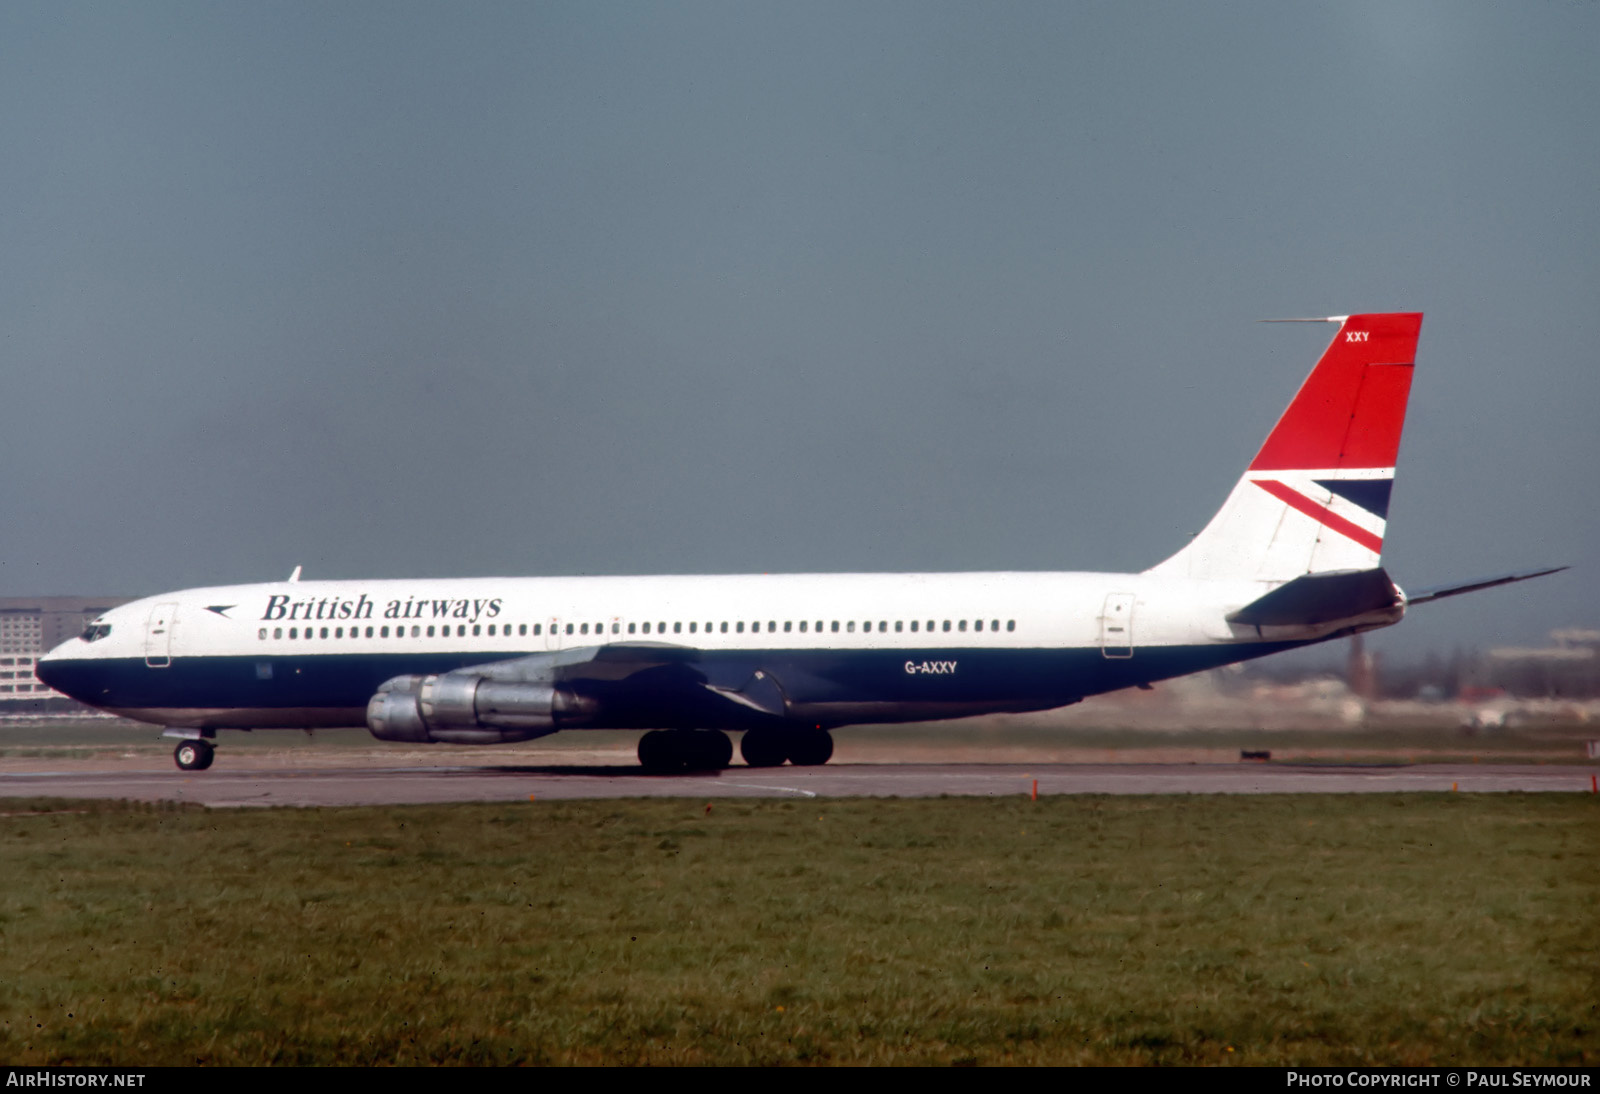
[1,794,1595,1065]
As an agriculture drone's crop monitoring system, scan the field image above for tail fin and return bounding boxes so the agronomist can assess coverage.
[1148,312,1422,583]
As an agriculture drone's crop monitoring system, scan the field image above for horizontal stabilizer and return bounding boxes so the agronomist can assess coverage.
[1405,566,1568,606]
[1227,568,1400,627]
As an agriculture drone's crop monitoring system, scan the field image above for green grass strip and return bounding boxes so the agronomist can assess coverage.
[2,794,1595,1065]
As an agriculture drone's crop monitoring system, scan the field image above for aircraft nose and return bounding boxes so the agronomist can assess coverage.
[33,644,85,700]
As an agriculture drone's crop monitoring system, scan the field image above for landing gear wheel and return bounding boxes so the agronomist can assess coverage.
[639,730,734,772]
[688,730,734,771]
[174,740,214,771]
[739,729,788,768]
[638,730,678,772]
[787,729,834,766]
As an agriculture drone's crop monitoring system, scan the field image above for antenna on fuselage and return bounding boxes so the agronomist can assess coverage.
[288,565,303,583]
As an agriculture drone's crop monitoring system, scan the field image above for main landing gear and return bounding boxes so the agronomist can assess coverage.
[739,727,833,768]
[637,729,735,772]
[173,739,215,771]
[635,727,836,771]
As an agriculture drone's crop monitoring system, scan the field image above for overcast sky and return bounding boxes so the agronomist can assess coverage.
[3,2,1595,655]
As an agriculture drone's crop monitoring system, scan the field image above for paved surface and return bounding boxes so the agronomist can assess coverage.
[1,760,1595,807]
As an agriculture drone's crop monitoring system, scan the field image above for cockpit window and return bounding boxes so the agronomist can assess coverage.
[81,622,112,642]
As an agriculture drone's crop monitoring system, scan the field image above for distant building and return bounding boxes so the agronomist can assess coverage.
[0,596,133,710]
[1482,627,1600,698]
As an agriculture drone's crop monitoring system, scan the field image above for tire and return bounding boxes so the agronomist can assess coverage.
[637,730,679,772]
[787,729,834,766]
[174,740,214,771]
[739,729,788,768]
[692,730,733,770]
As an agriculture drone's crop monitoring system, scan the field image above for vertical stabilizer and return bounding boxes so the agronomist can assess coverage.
[1148,313,1422,583]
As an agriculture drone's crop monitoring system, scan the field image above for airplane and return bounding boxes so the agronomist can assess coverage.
[36,312,1563,772]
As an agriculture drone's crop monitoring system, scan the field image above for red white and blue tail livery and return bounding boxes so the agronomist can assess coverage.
[1152,313,1418,582]
[38,312,1563,772]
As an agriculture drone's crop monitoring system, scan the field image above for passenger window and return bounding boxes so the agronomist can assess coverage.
[799,621,808,633]
[519,624,527,636]
[411,626,421,637]
[533,624,542,636]
[720,622,728,633]
[737,622,745,633]
[974,620,982,632]
[784,621,792,633]
[367,627,375,638]
[274,627,283,639]
[289,628,298,639]
[831,621,840,633]
[580,623,589,635]
[1007,620,1016,632]
[958,620,967,632]
[427,626,436,637]
[259,628,268,640]
[380,627,389,638]
[847,621,855,633]
[910,620,918,632]
[991,620,1000,631]
[674,622,682,634]
[689,622,697,634]
[628,623,637,635]
[642,622,651,634]
[878,621,887,633]
[473,625,481,636]
[895,621,903,633]
[565,623,574,635]
[942,620,951,632]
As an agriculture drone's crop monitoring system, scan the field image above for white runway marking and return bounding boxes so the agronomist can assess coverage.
[723,782,818,798]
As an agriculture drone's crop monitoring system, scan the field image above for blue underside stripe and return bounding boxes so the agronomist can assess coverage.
[43,641,1315,730]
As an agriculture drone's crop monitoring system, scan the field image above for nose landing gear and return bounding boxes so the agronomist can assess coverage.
[173,739,214,771]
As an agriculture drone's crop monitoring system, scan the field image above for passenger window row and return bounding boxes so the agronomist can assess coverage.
[257,618,1018,642]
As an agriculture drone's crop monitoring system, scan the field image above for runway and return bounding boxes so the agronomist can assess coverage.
[1,760,1594,808]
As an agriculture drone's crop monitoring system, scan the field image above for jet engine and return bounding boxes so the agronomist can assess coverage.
[366,671,597,744]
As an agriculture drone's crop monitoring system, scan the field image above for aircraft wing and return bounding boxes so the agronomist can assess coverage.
[425,642,792,727]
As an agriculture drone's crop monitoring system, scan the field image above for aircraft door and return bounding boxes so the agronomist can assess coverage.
[144,601,179,668]
[1099,593,1135,659]
[546,617,564,651]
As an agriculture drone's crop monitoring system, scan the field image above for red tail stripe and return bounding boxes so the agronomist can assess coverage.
[1254,479,1385,554]
[1249,313,1421,472]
